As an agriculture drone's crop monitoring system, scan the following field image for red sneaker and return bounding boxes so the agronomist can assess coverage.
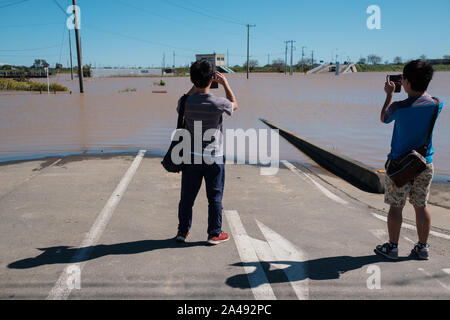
[176,231,189,242]
[207,232,230,245]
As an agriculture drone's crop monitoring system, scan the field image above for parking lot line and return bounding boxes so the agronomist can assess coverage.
[47,150,146,300]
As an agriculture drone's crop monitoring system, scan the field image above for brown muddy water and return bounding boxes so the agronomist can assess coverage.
[0,72,449,177]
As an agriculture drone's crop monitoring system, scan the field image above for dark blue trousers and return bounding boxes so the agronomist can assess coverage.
[178,162,225,237]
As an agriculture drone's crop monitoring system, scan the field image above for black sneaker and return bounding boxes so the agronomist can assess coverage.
[375,242,399,260]
[411,243,430,260]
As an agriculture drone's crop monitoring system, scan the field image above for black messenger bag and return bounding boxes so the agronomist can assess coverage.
[386,101,439,188]
[161,94,189,173]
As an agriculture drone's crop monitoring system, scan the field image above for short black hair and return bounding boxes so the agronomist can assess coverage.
[190,60,214,88]
[403,59,434,92]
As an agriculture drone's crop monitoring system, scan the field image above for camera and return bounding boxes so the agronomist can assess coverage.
[389,74,402,93]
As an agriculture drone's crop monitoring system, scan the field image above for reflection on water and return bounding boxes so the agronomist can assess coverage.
[1,72,449,175]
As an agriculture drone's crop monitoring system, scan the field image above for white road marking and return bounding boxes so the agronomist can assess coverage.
[256,220,309,300]
[403,236,415,245]
[418,268,450,292]
[371,212,450,241]
[369,229,388,241]
[225,210,277,300]
[281,160,348,205]
[443,269,450,275]
[47,150,147,300]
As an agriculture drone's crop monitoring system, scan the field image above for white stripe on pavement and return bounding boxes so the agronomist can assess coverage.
[281,160,348,205]
[370,212,450,241]
[418,268,450,292]
[47,150,147,300]
[225,210,277,300]
[256,220,309,300]
[369,229,388,241]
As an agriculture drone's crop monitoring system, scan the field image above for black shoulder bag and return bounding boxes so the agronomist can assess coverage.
[386,100,440,188]
[161,94,189,173]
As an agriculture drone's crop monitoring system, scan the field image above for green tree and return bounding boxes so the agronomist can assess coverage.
[367,54,382,65]
[393,56,402,64]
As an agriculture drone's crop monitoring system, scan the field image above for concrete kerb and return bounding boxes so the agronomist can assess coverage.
[260,118,385,194]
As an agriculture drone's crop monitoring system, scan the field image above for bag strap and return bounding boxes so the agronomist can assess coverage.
[425,99,440,145]
[419,99,440,155]
[176,94,189,129]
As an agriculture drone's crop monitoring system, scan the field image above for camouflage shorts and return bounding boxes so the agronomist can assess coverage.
[384,163,434,207]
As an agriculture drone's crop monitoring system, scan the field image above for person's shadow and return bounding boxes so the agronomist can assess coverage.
[8,239,207,269]
[226,254,415,289]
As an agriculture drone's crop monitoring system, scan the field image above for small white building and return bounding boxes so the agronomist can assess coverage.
[195,53,226,67]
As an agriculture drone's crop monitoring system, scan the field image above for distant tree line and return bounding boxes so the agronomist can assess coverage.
[358,54,450,65]
[0,58,91,77]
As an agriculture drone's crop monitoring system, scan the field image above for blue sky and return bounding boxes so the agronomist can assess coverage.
[1,0,449,67]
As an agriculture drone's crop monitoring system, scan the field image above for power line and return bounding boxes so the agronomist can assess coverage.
[86,25,198,53]
[52,0,68,16]
[164,0,245,26]
[179,0,246,25]
[0,0,32,9]
[0,22,61,28]
[0,44,61,52]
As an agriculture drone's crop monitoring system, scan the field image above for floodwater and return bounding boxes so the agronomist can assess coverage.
[1,72,449,176]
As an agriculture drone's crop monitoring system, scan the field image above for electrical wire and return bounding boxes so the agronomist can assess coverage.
[0,0,32,9]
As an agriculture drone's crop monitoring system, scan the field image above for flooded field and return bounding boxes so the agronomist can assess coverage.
[0,72,449,176]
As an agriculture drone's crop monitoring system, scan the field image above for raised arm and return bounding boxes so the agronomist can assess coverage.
[381,75,395,123]
[215,72,238,111]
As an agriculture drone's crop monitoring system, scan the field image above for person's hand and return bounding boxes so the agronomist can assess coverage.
[215,71,229,87]
[384,75,395,95]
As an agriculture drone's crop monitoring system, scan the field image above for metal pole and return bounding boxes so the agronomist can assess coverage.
[289,41,295,75]
[72,0,84,93]
[45,67,49,94]
[301,46,306,73]
[68,30,74,80]
[246,24,255,79]
[284,41,288,75]
[227,49,229,67]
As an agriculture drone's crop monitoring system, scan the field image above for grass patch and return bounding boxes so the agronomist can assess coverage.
[153,79,166,86]
[0,79,68,92]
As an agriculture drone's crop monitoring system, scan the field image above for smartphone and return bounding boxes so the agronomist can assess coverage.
[211,65,218,89]
[389,75,402,93]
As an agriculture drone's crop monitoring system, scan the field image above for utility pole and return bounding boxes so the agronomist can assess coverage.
[72,0,84,93]
[162,53,165,76]
[284,41,288,75]
[68,30,74,80]
[288,40,296,75]
[267,53,270,66]
[301,46,306,73]
[311,50,314,67]
[227,49,229,67]
[246,24,256,79]
[173,51,175,69]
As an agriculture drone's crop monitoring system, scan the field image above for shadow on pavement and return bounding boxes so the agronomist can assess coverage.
[226,254,415,289]
[8,239,207,269]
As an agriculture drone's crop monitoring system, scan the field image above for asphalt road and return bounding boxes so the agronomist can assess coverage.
[0,153,449,299]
